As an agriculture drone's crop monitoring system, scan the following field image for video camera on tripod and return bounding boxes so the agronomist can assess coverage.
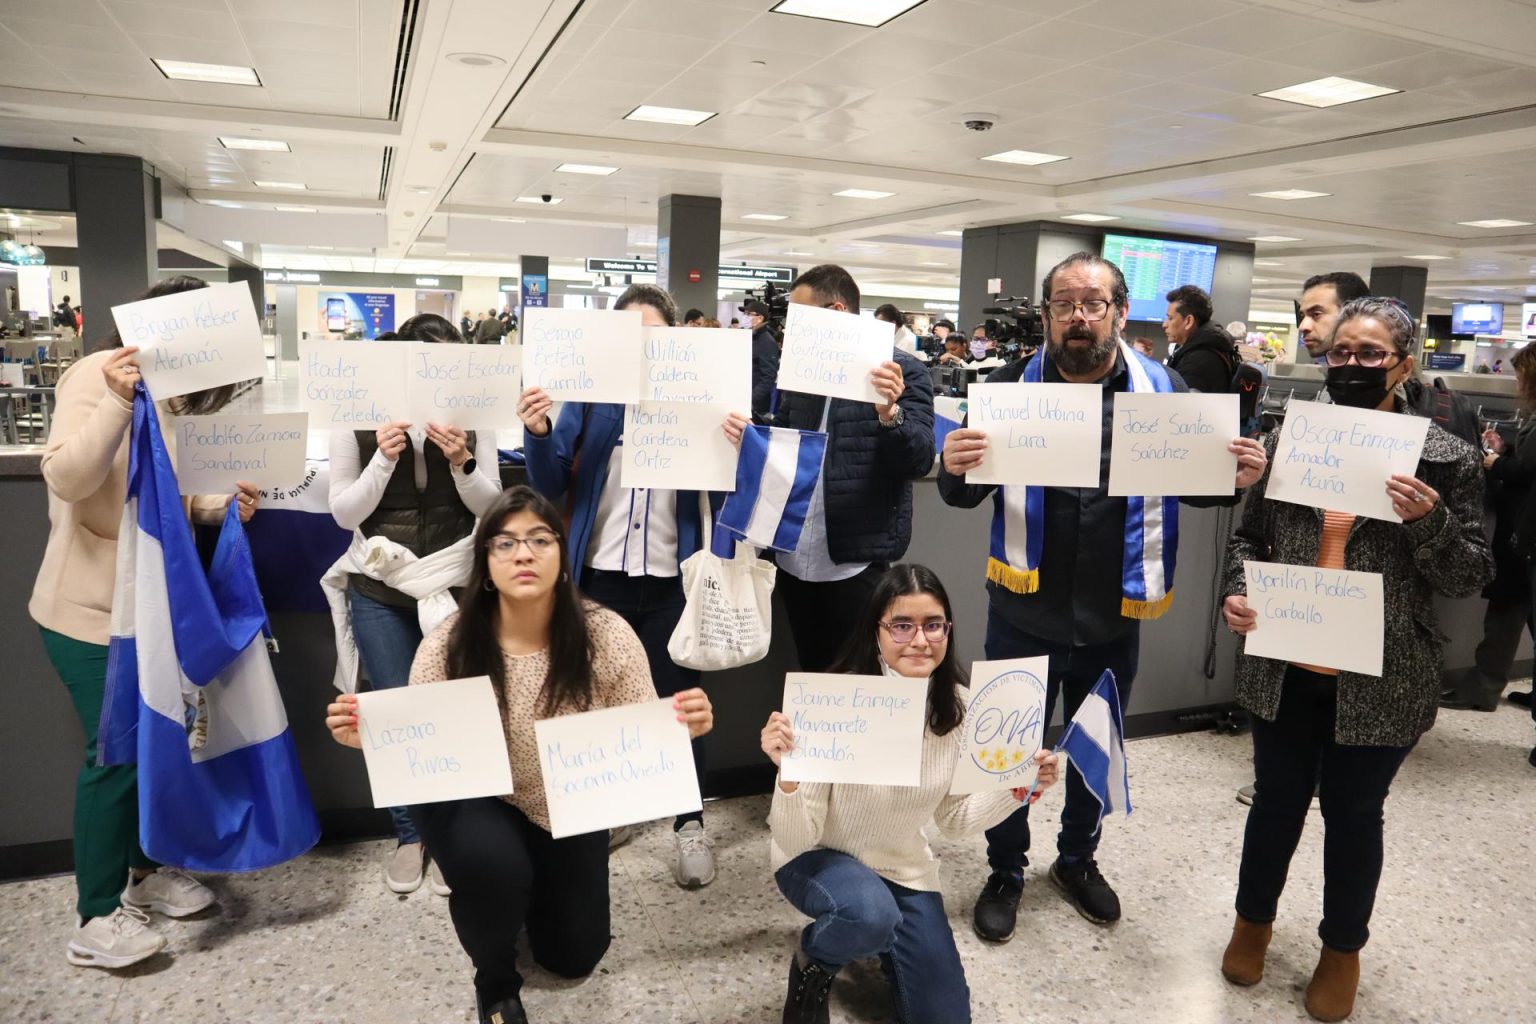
[741,282,790,340]
[981,296,1046,360]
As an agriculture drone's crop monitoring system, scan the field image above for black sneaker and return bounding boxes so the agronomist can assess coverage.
[783,951,834,1024]
[478,994,528,1024]
[972,870,1023,942]
[1508,690,1533,708]
[1438,690,1496,712]
[1049,857,1121,925]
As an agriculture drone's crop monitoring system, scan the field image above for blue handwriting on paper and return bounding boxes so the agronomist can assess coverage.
[543,724,678,796]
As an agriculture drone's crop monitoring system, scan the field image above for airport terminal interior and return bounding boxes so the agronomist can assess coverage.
[2,1,1536,1022]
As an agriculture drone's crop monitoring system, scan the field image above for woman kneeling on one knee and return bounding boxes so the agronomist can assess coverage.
[760,563,1060,1024]
[1219,297,1494,1023]
[327,486,714,1024]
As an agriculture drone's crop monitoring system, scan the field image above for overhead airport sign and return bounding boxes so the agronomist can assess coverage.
[584,258,795,285]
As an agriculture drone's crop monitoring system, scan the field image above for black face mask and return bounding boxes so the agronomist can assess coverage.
[1325,363,1394,408]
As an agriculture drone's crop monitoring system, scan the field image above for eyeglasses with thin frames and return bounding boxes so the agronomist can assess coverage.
[879,620,953,644]
[487,532,558,560]
[1323,347,1402,369]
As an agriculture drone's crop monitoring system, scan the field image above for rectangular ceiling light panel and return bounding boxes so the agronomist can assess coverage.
[219,137,289,152]
[625,105,716,126]
[153,59,261,86]
[1258,76,1399,108]
[770,0,927,27]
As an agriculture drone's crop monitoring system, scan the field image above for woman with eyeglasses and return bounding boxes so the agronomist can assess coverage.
[1219,298,1493,1022]
[326,486,713,1024]
[760,564,1061,1024]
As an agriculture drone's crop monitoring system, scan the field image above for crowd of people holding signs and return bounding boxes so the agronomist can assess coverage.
[26,251,1500,1024]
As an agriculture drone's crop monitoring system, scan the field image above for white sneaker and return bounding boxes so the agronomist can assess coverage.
[386,842,425,894]
[428,857,451,897]
[673,821,716,889]
[608,824,639,852]
[122,868,216,918]
[66,906,166,969]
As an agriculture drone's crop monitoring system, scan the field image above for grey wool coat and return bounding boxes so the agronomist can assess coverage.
[1222,420,1495,747]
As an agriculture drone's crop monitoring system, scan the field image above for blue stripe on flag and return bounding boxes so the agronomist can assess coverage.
[717,425,770,540]
[769,431,824,551]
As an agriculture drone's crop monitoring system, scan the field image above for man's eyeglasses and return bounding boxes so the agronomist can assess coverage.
[879,620,953,644]
[487,533,558,559]
[1323,347,1401,369]
[1045,299,1112,323]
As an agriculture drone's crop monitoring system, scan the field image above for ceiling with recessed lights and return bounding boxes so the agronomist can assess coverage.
[0,0,1534,312]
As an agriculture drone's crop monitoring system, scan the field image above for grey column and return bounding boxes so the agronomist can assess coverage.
[275,284,299,358]
[73,154,156,354]
[657,194,720,318]
[1368,265,1429,322]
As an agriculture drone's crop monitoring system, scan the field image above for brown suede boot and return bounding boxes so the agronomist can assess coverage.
[1304,945,1360,1022]
[1220,915,1273,986]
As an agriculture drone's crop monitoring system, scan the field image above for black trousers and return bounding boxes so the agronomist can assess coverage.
[1235,666,1414,953]
[413,798,611,1003]
[776,564,886,673]
[581,569,705,827]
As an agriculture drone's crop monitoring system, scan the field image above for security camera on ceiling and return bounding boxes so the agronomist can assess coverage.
[960,113,998,132]
[540,194,554,203]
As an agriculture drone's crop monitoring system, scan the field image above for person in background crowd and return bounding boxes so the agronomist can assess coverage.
[327,487,714,1024]
[730,317,741,328]
[932,319,956,345]
[939,252,1266,936]
[969,325,996,361]
[1163,284,1237,394]
[474,309,506,344]
[741,298,782,422]
[30,275,259,970]
[1493,359,1505,374]
[519,283,745,888]
[733,265,935,674]
[683,308,705,327]
[936,333,972,367]
[763,564,1060,1024]
[54,295,75,332]
[1442,341,1536,714]
[327,313,502,896]
[1131,338,1155,359]
[1298,272,1370,364]
[702,317,722,328]
[1220,297,1492,1023]
[874,303,919,355]
[460,311,473,338]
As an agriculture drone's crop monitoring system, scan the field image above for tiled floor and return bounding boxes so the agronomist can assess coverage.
[3,701,1532,1024]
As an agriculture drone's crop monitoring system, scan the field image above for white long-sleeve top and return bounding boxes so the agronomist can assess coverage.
[768,713,1023,893]
[327,427,501,529]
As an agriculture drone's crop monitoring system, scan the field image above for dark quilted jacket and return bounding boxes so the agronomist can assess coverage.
[773,349,935,564]
[1222,420,1494,746]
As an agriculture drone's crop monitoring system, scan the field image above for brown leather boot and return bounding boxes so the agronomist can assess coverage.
[1220,915,1273,986]
[1304,945,1360,1022]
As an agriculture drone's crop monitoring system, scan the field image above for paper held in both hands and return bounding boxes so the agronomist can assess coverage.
[965,382,1102,487]
[949,657,1049,795]
[356,677,514,808]
[1242,560,1386,676]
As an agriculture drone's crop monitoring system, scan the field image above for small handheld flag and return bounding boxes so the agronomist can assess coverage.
[714,425,826,555]
[1055,670,1132,828]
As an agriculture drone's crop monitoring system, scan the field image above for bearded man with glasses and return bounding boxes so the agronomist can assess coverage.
[938,252,1268,935]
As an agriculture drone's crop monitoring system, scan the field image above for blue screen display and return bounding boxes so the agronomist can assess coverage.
[1451,302,1503,335]
[1100,234,1219,322]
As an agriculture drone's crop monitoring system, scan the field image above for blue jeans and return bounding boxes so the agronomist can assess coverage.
[981,613,1140,873]
[775,849,970,1024]
[349,589,423,844]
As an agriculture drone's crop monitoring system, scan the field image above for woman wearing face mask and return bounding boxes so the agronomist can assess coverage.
[1218,297,1493,1022]
[326,486,714,1024]
[760,564,1061,1024]
[327,312,504,896]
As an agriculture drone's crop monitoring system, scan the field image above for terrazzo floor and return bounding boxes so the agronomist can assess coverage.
[3,700,1533,1024]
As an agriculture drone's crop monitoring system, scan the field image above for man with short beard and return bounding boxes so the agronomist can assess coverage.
[938,252,1267,935]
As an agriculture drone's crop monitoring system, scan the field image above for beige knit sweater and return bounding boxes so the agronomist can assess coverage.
[768,708,1023,893]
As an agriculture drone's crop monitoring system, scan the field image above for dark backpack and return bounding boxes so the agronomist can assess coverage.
[1202,332,1267,437]
[1403,375,1480,448]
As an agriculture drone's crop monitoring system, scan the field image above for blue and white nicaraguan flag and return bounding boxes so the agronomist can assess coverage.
[99,389,319,872]
[713,425,827,556]
[1055,670,1132,828]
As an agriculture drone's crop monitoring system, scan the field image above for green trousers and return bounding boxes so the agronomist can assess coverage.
[40,627,157,919]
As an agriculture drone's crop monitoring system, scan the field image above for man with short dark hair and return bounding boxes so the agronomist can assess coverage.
[473,309,505,344]
[1164,284,1237,395]
[740,299,781,421]
[1298,272,1369,362]
[683,308,705,327]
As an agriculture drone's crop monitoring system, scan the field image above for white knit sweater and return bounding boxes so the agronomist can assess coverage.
[767,717,1023,893]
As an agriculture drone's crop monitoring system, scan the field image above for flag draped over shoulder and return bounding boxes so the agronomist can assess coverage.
[713,425,826,555]
[1056,670,1132,828]
[99,389,319,873]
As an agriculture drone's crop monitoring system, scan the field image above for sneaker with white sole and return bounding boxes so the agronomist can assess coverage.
[66,906,166,969]
[673,821,716,889]
[122,868,216,918]
[386,842,425,894]
[428,857,451,897]
[608,824,639,852]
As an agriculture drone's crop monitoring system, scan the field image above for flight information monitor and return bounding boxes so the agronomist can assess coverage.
[1100,234,1219,322]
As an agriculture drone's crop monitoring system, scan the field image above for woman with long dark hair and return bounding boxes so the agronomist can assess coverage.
[760,564,1060,1024]
[29,274,259,969]
[326,486,713,1024]
[326,312,503,895]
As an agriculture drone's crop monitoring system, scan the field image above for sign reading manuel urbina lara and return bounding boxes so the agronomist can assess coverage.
[111,282,267,401]
[777,304,892,404]
[535,699,702,839]
[174,413,307,495]
[522,306,643,405]
[1242,560,1385,676]
[1267,399,1430,522]
[356,677,514,808]
[299,339,410,426]
[778,673,926,787]
[965,382,1102,487]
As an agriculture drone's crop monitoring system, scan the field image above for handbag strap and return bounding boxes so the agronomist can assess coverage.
[698,490,713,551]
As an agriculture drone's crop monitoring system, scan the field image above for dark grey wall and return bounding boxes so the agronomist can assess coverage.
[0,148,72,211]
[73,155,157,352]
[658,194,722,319]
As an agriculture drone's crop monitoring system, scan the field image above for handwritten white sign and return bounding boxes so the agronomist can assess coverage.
[776,304,892,404]
[522,306,642,404]
[966,382,1103,486]
[406,342,522,428]
[1242,560,1385,676]
[642,326,750,409]
[1109,392,1238,496]
[112,282,266,400]
[174,412,307,495]
[618,402,739,491]
[535,698,702,839]
[356,677,514,808]
[778,673,926,787]
[299,339,410,427]
[950,657,1049,795]
[1267,400,1430,522]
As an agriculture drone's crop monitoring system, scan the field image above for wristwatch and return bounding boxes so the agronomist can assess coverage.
[460,457,477,475]
[879,405,905,429]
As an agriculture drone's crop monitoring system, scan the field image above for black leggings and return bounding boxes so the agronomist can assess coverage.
[413,798,611,1003]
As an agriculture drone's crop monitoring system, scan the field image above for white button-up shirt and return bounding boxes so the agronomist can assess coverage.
[585,446,680,577]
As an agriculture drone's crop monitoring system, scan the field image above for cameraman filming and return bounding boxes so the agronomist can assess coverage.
[741,299,781,421]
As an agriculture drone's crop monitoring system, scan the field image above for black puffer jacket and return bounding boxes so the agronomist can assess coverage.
[773,349,934,564]
[1167,321,1236,395]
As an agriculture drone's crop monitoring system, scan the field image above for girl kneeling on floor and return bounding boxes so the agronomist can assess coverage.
[760,563,1061,1024]
[327,486,714,1024]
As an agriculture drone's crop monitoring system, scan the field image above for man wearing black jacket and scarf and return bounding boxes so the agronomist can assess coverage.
[1164,284,1236,395]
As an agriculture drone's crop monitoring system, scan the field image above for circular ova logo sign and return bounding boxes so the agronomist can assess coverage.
[964,668,1047,781]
